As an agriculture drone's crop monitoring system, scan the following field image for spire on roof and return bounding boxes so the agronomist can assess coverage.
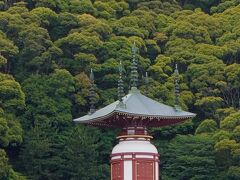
[90,68,94,82]
[118,61,125,103]
[174,64,181,111]
[130,42,138,90]
[144,72,149,96]
[89,69,97,114]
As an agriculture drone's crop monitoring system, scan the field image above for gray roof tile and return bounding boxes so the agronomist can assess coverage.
[74,88,196,126]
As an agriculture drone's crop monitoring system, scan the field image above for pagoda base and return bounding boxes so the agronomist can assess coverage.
[111,136,159,180]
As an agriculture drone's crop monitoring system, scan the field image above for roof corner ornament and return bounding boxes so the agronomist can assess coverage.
[174,64,181,111]
[130,42,139,91]
[144,72,149,96]
[117,61,126,108]
[89,68,97,114]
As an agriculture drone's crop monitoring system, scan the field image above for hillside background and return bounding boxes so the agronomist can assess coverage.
[0,0,240,179]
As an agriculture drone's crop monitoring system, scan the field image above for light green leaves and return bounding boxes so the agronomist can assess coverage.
[196,119,218,134]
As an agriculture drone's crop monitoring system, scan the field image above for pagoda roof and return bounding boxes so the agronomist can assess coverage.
[73,88,196,128]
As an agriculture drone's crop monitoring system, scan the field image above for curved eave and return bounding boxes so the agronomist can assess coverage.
[73,111,116,125]
[74,110,196,128]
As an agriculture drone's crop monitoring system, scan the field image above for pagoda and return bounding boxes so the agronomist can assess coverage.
[74,44,196,180]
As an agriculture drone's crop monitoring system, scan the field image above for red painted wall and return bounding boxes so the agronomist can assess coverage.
[112,161,123,180]
[136,161,154,180]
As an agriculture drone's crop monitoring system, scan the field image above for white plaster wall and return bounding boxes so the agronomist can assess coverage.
[136,155,153,158]
[155,162,159,180]
[112,140,158,154]
[124,161,132,180]
[111,156,121,160]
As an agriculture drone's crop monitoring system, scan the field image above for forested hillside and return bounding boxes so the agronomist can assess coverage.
[0,0,240,179]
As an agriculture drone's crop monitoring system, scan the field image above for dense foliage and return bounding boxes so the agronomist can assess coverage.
[0,0,240,179]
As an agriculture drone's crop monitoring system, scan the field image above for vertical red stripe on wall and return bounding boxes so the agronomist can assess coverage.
[121,155,124,180]
[132,154,136,180]
[111,163,112,180]
[159,155,160,180]
[153,157,156,180]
